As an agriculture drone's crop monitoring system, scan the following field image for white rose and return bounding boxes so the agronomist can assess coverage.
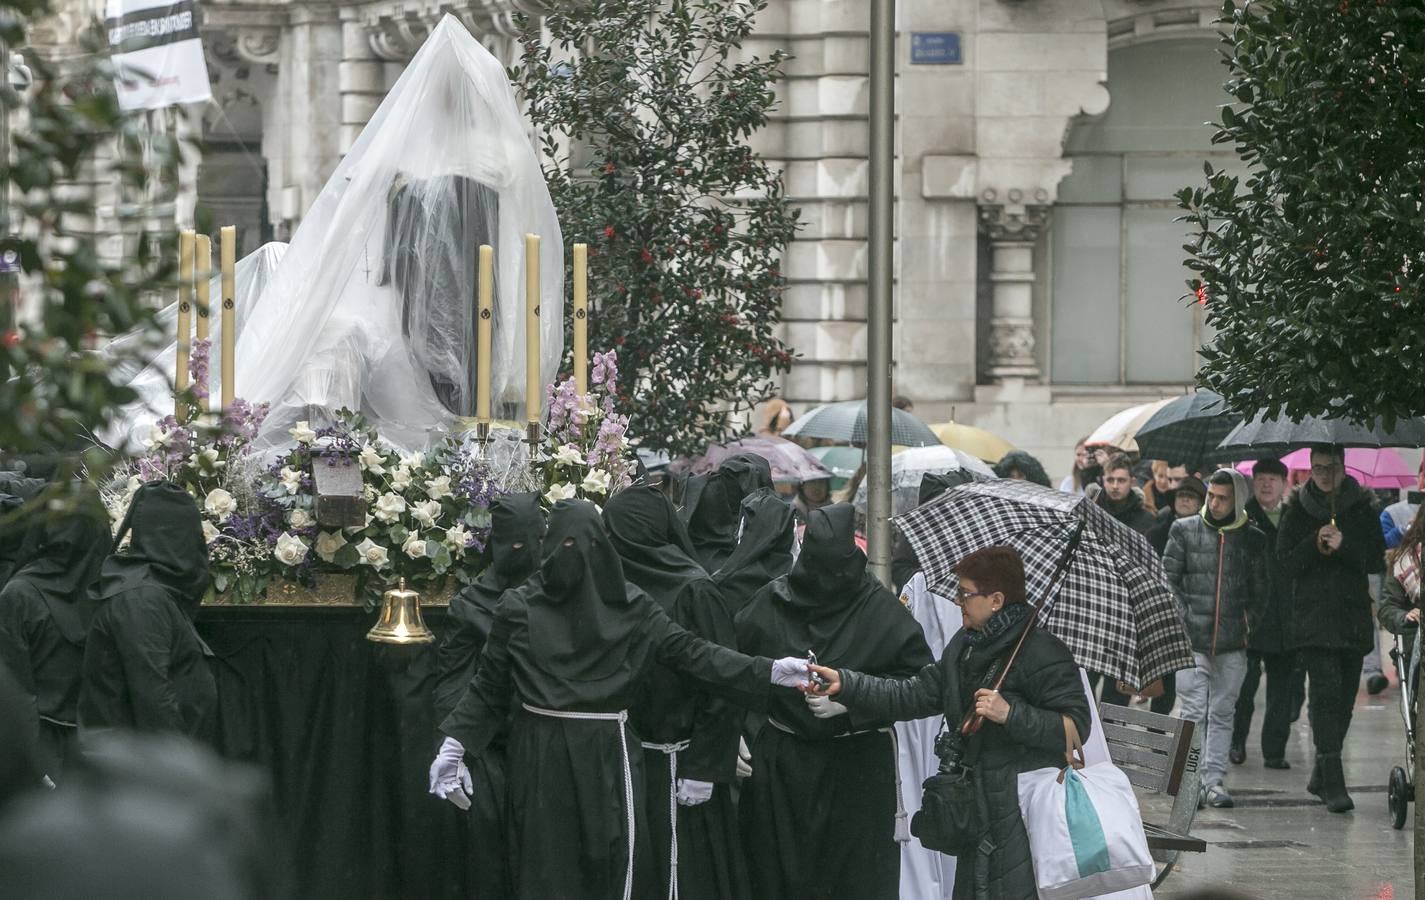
[288,507,314,529]
[279,466,303,496]
[359,444,386,474]
[355,537,389,569]
[444,524,471,555]
[410,499,442,529]
[315,530,347,563]
[201,520,220,544]
[145,425,172,450]
[580,468,611,496]
[289,420,318,445]
[424,475,452,501]
[189,446,222,472]
[273,532,309,566]
[204,488,236,522]
[553,444,584,466]
[399,450,426,470]
[543,482,578,504]
[373,492,406,523]
[390,466,414,493]
[403,532,429,559]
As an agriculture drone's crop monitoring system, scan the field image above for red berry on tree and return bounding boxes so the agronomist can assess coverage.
[640,248,654,264]
[604,225,616,239]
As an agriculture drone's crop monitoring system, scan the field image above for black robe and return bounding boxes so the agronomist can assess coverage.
[733,504,932,900]
[0,474,44,591]
[0,492,109,779]
[79,481,216,743]
[681,454,773,573]
[605,486,749,900]
[711,488,795,618]
[441,500,773,900]
[434,493,543,900]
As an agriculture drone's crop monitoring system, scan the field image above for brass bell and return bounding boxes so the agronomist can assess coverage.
[366,577,435,645]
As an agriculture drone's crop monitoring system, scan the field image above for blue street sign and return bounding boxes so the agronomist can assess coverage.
[910,32,962,65]
[0,251,18,274]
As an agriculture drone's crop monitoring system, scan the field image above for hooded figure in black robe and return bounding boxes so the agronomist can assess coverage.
[603,486,749,900]
[438,500,783,900]
[734,503,933,900]
[711,488,795,619]
[79,481,216,743]
[0,487,110,779]
[434,492,544,900]
[681,454,774,573]
[0,473,44,591]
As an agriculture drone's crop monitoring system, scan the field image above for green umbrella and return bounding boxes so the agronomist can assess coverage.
[808,445,863,492]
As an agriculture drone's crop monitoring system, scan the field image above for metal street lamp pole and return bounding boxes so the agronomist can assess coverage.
[865,0,895,586]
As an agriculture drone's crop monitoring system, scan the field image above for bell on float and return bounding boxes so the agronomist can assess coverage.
[366,577,434,645]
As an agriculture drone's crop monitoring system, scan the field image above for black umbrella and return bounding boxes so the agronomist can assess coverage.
[780,400,939,447]
[1133,390,1239,469]
[1215,411,1425,459]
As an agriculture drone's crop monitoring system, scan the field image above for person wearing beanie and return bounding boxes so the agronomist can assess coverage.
[1163,469,1267,808]
[1149,474,1206,557]
[1231,458,1305,768]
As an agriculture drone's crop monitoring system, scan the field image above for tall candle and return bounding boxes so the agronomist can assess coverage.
[525,233,541,424]
[194,234,211,344]
[220,226,236,410]
[476,244,493,423]
[175,230,194,412]
[573,242,588,396]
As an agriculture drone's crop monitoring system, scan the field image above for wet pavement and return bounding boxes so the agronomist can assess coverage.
[1148,648,1413,900]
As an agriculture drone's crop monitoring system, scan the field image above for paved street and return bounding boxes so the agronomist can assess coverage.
[1149,647,1413,899]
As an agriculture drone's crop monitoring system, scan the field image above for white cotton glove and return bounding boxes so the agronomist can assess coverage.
[676,778,715,806]
[770,656,810,688]
[735,737,753,779]
[429,736,473,811]
[805,694,848,719]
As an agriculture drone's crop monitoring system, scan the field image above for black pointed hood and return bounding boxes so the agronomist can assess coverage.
[456,492,544,614]
[93,481,209,613]
[8,486,111,643]
[784,503,867,611]
[681,453,773,571]
[712,488,795,614]
[602,485,707,610]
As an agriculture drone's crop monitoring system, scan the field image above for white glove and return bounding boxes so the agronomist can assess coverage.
[806,694,848,719]
[429,736,473,810]
[675,778,715,806]
[736,737,753,779]
[770,656,809,688]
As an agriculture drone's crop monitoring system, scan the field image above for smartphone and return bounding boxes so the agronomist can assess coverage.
[806,650,830,690]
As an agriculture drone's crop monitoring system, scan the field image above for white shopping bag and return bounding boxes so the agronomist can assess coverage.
[1017,717,1154,900]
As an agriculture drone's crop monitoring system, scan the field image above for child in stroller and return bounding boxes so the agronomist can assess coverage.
[1379,506,1422,829]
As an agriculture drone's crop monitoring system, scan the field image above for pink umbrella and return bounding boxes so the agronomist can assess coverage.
[687,436,833,485]
[1237,447,1416,488]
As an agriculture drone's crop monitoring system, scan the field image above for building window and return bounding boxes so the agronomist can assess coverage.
[1050,37,1242,385]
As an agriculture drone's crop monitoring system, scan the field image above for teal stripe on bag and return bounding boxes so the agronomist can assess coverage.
[1063,768,1111,877]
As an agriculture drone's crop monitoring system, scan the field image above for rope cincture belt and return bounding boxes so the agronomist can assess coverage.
[766,718,910,843]
[641,738,692,900]
[523,704,636,900]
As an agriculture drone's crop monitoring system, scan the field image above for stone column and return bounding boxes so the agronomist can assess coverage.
[979,201,1048,383]
[339,10,385,153]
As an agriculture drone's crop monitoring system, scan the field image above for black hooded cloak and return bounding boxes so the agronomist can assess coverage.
[734,503,932,900]
[79,481,216,742]
[681,454,774,573]
[0,473,44,591]
[0,488,111,778]
[434,493,543,900]
[604,486,749,900]
[711,488,795,618]
[440,500,774,900]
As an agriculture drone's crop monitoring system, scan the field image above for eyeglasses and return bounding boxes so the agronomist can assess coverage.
[1310,464,1340,475]
[953,589,991,605]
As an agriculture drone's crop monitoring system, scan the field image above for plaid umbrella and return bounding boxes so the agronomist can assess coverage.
[1133,390,1240,469]
[781,400,940,447]
[688,436,832,484]
[1215,411,1425,458]
[895,479,1193,688]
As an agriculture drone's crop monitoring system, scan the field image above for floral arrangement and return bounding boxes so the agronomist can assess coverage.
[101,346,637,605]
[539,350,636,506]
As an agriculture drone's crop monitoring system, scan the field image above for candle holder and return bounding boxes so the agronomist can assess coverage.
[524,421,543,465]
[470,420,492,459]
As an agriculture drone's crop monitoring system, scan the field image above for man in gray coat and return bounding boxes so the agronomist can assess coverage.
[1164,468,1267,808]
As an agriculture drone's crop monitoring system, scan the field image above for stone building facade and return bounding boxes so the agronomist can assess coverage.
[32,0,1234,477]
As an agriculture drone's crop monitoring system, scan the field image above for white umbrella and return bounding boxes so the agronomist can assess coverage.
[1085,398,1174,454]
[854,445,996,516]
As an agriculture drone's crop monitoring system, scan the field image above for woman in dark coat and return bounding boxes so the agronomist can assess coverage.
[734,503,933,900]
[681,454,774,573]
[710,488,795,618]
[432,500,808,900]
[807,546,1091,900]
[434,492,545,900]
[79,481,216,743]
[0,488,110,780]
[604,486,748,900]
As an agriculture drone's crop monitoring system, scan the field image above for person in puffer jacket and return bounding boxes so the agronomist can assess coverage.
[1163,468,1266,809]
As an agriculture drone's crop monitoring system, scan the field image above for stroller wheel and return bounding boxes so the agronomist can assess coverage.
[1389,767,1410,830]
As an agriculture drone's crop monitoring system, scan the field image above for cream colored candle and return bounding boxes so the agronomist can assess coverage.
[476,244,493,423]
[175,230,194,410]
[525,233,541,424]
[573,242,588,396]
[194,234,211,344]
[220,226,236,410]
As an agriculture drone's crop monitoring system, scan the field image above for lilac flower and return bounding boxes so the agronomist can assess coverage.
[188,338,212,402]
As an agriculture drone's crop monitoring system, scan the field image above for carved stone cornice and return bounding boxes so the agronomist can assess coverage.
[357,0,572,60]
[977,201,1051,243]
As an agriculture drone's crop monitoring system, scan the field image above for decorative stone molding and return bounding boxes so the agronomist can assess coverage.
[980,202,1050,383]
[357,0,580,60]
[977,200,1051,242]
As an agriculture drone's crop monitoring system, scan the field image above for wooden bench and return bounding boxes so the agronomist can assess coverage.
[1098,702,1208,889]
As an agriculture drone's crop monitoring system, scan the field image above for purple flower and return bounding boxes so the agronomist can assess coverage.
[188,338,212,402]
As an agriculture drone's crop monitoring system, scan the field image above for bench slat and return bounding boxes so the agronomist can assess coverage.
[1100,703,1189,733]
[1106,744,1177,789]
[1143,823,1207,853]
[1100,721,1179,753]
[1118,763,1172,792]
